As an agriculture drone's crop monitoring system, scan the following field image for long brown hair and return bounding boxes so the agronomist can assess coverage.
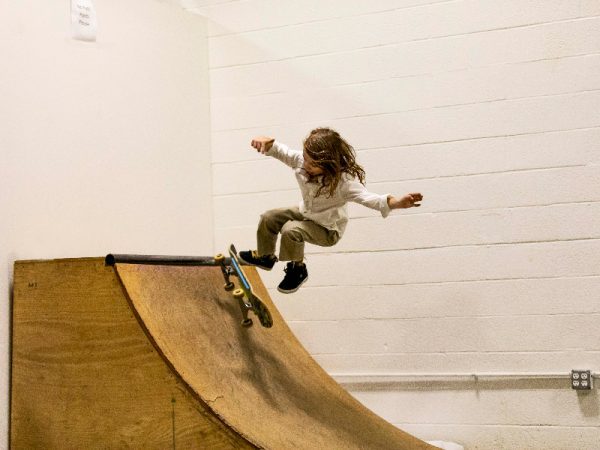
[303,127,366,198]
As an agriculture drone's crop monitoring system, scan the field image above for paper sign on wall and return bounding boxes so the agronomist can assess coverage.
[71,0,97,42]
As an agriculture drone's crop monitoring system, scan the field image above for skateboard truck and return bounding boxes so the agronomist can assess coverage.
[216,253,252,326]
[214,245,273,329]
[233,289,254,327]
[215,254,235,291]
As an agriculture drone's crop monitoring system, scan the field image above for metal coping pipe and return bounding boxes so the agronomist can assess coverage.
[105,254,233,267]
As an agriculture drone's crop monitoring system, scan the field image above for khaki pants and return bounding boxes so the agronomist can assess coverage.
[257,207,340,262]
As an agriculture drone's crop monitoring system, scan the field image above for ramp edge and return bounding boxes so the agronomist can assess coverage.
[105,254,230,266]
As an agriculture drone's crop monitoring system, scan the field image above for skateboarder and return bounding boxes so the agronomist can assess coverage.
[239,127,423,294]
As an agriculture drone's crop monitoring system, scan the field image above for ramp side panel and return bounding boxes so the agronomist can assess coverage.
[10,258,253,449]
[116,263,433,450]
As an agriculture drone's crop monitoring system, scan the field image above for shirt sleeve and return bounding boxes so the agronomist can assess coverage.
[343,179,392,218]
[265,141,303,169]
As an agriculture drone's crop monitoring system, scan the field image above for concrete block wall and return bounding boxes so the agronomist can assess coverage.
[189,1,600,448]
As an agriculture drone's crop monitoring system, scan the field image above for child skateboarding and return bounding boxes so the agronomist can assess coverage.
[239,127,423,294]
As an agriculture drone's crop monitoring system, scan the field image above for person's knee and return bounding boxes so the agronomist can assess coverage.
[259,209,281,227]
[281,222,303,242]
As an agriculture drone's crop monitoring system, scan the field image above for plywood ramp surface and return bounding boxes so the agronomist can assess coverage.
[11,257,433,449]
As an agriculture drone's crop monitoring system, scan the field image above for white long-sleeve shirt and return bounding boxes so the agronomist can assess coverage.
[266,141,391,236]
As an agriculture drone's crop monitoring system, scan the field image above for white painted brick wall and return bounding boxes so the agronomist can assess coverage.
[187,1,600,448]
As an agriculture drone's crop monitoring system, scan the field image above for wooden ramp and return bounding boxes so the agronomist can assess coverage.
[11,257,433,449]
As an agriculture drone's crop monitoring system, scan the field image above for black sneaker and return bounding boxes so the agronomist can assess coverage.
[238,250,277,271]
[277,262,308,294]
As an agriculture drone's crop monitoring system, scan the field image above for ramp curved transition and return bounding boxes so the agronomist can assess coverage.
[11,257,433,449]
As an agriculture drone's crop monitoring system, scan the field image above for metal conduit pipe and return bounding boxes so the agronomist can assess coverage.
[333,372,597,380]
[332,371,598,389]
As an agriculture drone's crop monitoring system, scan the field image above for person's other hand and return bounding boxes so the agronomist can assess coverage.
[251,136,275,154]
[388,193,423,209]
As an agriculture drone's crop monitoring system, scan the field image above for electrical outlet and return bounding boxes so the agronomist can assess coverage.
[571,370,593,390]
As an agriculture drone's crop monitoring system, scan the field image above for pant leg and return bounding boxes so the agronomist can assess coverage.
[279,219,340,262]
[257,207,304,256]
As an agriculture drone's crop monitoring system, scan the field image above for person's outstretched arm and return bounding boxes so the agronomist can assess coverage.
[251,136,303,169]
[344,179,423,217]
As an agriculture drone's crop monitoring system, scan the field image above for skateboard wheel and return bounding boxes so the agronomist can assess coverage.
[242,318,253,327]
[233,288,244,299]
[214,253,225,262]
[224,282,235,291]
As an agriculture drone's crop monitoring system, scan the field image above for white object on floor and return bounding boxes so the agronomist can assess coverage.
[427,441,464,450]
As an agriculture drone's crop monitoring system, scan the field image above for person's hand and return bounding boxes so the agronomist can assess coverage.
[388,193,423,209]
[251,136,275,154]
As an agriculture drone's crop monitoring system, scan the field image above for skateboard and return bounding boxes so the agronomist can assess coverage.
[215,244,273,328]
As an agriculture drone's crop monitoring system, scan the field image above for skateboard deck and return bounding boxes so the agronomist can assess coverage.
[215,245,273,328]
